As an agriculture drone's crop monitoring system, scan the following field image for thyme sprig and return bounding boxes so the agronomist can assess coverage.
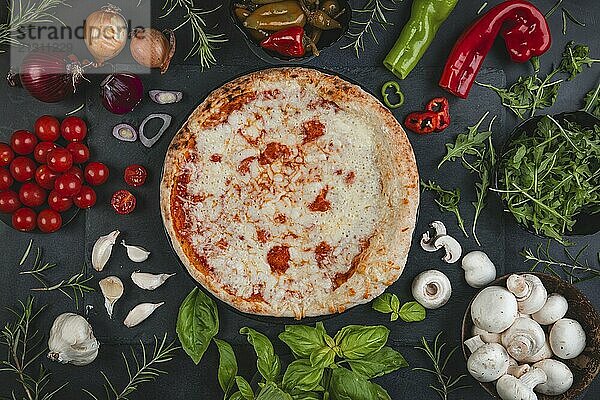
[413,332,469,400]
[0,297,68,400]
[421,180,468,237]
[522,241,600,284]
[341,0,400,57]
[83,334,179,400]
[161,0,227,69]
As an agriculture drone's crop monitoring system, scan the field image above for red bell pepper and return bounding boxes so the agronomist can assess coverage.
[260,26,305,57]
[439,0,551,99]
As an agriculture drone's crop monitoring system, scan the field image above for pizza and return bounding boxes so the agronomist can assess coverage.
[160,67,419,318]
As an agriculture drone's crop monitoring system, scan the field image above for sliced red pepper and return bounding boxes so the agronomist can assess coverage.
[404,111,440,135]
[426,97,451,132]
[439,0,551,98]
[260,26,305,57]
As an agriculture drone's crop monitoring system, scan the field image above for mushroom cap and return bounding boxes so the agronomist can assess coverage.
[461,251,496,288]
[532,293,568,325]
[549,318,586,359]
[501,317,546,362]
[496,374,538,400]
[471,286,519,333]
[472,325,502,344]
[467,343,510,382]
[411,270,452,309]
[420,221,447,252]
[533,359,573,395]
[507,274,547,315]
[432,235,462,263]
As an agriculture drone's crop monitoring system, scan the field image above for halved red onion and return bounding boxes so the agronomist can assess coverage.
[100,73,144,115]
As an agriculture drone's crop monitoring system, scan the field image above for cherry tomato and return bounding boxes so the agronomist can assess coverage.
[54,172,82,197]
[46,148,73,173]
[12,207,37,231]
[66,142,90,164]
[35,165,59,190]
[48,190,73,212]
[61,116,87,142]
[19,182,47,208]
[84,162,109,186]
[0,190,21,213]
[111,190,136,214]
[37,209,62,233]
[34,115,61,142]
[124,164,148,187]
[10,156,36,182]
[73,186,96,208]
[0,143,14,167]
[10,130,38,155]
[0,168,13,190]
[34,141,58,164]
[66,166,84,181]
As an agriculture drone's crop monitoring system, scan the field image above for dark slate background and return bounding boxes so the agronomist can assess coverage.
[0,0,598,399]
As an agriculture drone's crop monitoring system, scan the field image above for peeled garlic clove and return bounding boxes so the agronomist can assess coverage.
[99,276,124,318]
[48,313,99,366]
[131,271,175,290]
[92,230,120,271]
[121,240,150,262]
[124,302,164,327]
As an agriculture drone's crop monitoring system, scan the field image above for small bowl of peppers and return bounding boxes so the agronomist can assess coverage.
[230,0,351,63]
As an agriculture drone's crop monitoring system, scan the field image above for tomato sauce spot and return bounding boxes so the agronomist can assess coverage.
[267,245,290,274]
[308,187,331,212]
[274,213,287,224]
[256,229,270,243]
[345,171,356,185]
[315,241,332,267]
[210,154,222,162]
[259,142,290,165]
[238,156,256,175]
[302,120,325,144]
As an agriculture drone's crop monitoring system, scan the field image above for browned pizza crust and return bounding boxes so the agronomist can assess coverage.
[160,67,419,318]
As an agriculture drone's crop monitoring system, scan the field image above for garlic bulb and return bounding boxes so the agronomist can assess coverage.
[122,240,150,262]
[99,276,124,318]
[92,230,120,271]
[48,313,99,366]
[131,271,175,290]
[124,302,164,327]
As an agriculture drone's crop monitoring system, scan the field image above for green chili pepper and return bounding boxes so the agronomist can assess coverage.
[244,0,306,31]
[381,81,405,109]
[383,0,459,79]
[308,9,342,30]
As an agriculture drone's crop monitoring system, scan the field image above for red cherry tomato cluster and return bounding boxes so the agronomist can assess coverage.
[0,115,110,233]
[110,164,147,215]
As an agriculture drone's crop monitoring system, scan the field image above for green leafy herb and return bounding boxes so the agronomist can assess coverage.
[421,180,468,237]
[240,327,282,382]
[176,287,219,364]
[255,381,293,400]
[334,325,389,360]
[282,359,324,393]
[328,367,390,400]
[234,376,254,400]
[279,323,328,359]
[347,347,408,379]
[372,293,425,322]
[414,332,469,400]
[214,339,238,398]
[545,0,586,35]
[583,80,600,118]
[398,301,426,322]
[437,112,492,169]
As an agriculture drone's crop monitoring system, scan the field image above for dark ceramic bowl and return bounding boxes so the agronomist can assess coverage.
[229,0,351,64]
[461,272,600,400]
[494,111,600,237]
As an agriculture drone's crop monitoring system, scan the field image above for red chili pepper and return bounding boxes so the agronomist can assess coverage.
[426,97,451,132]
[260,26,305,57]
[439,0,551,99]
[404,111,440,135]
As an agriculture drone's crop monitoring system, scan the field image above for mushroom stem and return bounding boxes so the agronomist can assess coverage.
[507,358,531,378]
[464,336,486,353]
[520,367,548,388]
[507,274,531,298]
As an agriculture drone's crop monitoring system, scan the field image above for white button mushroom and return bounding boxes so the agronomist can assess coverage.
[471,286,519,333]
[420,221,447,252]
[461,250,497,288]
[533,359,573,395]
[472,325,502,344]
[522,339,553,364]
[432,234,462,263]
[532,293,568,325]
[411,270,452,309]
[507,274,548,315]
[549,318,586,359]
[501,317,546,363]
[496,368,547,400]
[507,357,531,379]
[464,336,510,383]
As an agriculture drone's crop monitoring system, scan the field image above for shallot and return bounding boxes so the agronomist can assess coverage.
[100,73,144,115]
[130,28,176,74]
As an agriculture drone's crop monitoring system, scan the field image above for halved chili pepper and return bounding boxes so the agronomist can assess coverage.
[381,81,405,109]
[426,97,450,131]
[260,26,305,57]
[404,111,440,134]
[244,0,306,31]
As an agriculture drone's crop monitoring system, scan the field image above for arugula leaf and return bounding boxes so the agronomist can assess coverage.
[255,382,293,400]
[235,376,255,400]
[214,339,237,398]
[347,346,408,379]
[176,287,219,364]
[279,324,328,359]
[558,41,600,80]
[398,301,426,322]
[371,293,400,321]
[421,180,468,237]
[334,326,388,360]
[583,81,600,118]
[328,367,382,400]
[438,112,491,169]
[240,327,282,382]
[282,359,324,393]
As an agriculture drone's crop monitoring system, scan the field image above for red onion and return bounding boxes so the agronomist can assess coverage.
[100,73,144,115]
[19,51,85,103]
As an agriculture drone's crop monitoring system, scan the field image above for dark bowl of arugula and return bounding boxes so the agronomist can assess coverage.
[494,111,600,242]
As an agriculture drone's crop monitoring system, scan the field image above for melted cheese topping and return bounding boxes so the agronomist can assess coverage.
[178,80,384,311]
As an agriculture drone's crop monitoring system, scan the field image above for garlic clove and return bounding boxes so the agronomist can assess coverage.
[48,313,99,366]
[131,271,175,290]
[121,240,150,262]
[92,230,120,271]
[99,276,124,318]
[124,302,164,328]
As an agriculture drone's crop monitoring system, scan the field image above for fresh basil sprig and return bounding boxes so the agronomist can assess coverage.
[371,293,426,323]
[176,287,219,364]
[241,327,282,383]
[215,338,238,398]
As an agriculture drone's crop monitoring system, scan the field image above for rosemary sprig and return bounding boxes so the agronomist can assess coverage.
[340,0,400,57]
[521,241,600,284]
[161,0,227,69]
[83,334,179,400]
[0,297,68,400]
[413,332,469,400]
[421,180,468,237]
[0,0,68,51]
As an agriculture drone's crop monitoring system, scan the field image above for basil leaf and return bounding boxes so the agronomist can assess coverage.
[347,346,408,379]
[371,383,392,400]
[282,359,324,392]
[214,339,237,397]
[309,346,335,368]
[176,287,219,364]
[292,392,321,400]
[328,367,379,400]
[235,376,254,400]
[230,392,244,400]
[255,382,293,400]
[398,301,426,322]
[334,325,389,360]
[240,327,281,382]
[371,293,394,314]
[279,325,326,358]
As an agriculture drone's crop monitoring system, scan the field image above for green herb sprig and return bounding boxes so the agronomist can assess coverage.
[583,80,600,118]
[546,0,586,35]
[372,293,426,322]
[522,241,600,283]
[421,180,468,237]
